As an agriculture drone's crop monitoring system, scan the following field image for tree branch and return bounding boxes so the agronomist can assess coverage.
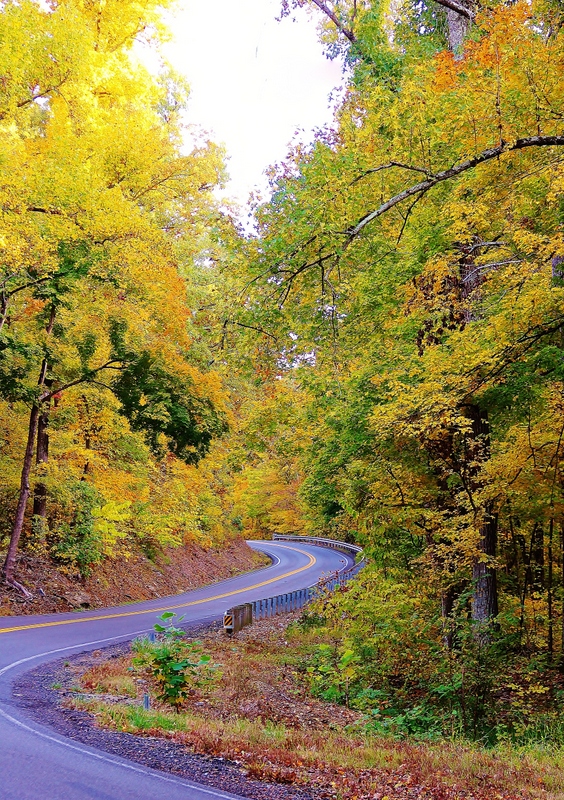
[347,136,564,240]
[41,359,125,401]
[432,0,475,22]
[309,0,357,43]
[231,321,279,340]
[350,162,433,186]
[27,206,65,216]
[0,75,71,121]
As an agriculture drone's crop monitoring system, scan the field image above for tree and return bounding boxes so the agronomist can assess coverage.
[242,0,564,639]
[0,0,227,591]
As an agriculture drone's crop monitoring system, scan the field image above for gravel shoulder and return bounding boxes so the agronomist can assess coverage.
[12,619,315,800]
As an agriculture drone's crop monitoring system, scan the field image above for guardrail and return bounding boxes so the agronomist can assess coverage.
[223,535,364,633]
[272,533,363,558]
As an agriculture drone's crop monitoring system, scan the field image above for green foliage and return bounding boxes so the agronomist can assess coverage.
[223,0,564,748]
[296,570,564,743]
[306,643,360,706]
[113,353,228,464]
[0,0,235,577]
[50,481,106,577]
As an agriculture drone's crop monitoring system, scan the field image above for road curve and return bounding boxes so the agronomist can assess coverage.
[0,540,352,800]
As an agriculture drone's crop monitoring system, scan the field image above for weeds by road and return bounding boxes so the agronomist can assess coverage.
[64,614,564,800]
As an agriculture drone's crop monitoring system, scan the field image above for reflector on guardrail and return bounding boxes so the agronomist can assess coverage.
[223,603,252,634]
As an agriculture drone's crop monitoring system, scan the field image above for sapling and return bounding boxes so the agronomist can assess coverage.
[133,612,215,711]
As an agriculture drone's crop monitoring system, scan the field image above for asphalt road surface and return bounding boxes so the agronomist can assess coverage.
[0,540,352,800]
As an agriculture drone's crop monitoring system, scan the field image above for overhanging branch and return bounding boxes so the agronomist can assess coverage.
[347,136,564,240]
[309,0,357,43]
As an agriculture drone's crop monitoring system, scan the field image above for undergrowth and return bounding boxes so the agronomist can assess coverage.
[65,613,564,800]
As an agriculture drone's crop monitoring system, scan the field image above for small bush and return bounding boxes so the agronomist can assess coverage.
[133,612,218,710]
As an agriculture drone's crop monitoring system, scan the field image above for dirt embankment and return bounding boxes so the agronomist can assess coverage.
[0,538,268,616]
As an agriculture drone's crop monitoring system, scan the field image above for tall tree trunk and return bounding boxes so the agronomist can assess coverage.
[548,518,554,661]
[80,394,92,479]
[32,381,52,521]
[441,585,456,649]
[31,308,55,525]
[531,522,545,592]
[1,404,40,594]
[446,8,471,54]
[0,291,8,333]
[560,523,564,670]
[466,404,499,626]
[472,502,499,624]
[2,306,55,590]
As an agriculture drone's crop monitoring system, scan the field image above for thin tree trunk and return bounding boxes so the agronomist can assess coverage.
[2,306,55,590]
[548,517,554,661]
[0,292,7,333]
[32,381,52,521]
[80,394,92,479]
[1,404,40,594]
[561,523,564,670]
[441,585,456,650]
[520,569,528,633]
[31,308,56,524]
[532,522,545,591]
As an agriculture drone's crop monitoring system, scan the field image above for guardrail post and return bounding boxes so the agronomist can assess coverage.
[224,602,253,634]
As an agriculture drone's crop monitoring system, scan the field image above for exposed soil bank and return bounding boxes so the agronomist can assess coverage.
[0,538,268,616]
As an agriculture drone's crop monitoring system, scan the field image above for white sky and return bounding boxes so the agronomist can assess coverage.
[161,0,344,207]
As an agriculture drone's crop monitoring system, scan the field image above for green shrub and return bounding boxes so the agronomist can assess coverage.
[133,612,218,711]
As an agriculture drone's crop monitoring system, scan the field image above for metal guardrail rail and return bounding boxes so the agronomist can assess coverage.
[272,533,363,557]
[223,535,365,633]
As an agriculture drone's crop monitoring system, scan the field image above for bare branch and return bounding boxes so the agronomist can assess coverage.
[231,321,278,340]
[348,136,564,240]
[396,193,425,245]
[350,162,433,186]
[461,260,523,284]
[41,359,125,400]
[465,241,507,253]
[309,0,357,43]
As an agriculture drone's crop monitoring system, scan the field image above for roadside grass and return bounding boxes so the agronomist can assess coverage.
[78,656,138,698]
[66,617,564,800]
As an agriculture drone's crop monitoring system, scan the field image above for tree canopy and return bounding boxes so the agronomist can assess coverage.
[4,0,564,744]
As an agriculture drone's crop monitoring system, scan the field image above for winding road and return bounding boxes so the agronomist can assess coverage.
[0,540,352,800]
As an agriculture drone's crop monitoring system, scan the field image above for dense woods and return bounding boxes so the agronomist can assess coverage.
[234,0,564,741]
[0,0,241,594]
[4,0,564,747]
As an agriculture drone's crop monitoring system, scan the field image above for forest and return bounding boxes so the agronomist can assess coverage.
[3,0,564,752]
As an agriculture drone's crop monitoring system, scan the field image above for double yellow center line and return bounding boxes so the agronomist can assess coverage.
[0,545,316,635]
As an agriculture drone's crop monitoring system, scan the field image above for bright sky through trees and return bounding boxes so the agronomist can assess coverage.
[162,0,343,205]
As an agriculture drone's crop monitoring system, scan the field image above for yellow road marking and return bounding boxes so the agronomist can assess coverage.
[0,545,316,635]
